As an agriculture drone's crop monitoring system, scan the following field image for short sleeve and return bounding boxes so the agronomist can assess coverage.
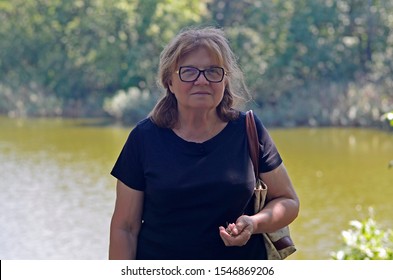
[253,113,283,173]
[110,126,146,191]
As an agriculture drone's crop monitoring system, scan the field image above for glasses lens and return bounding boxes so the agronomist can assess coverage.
[205,67,224,82]
[179,67,199,82]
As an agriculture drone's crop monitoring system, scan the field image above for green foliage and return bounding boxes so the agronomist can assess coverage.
[380,111,393,128]
[0,83,62,117]
[0,0,206,117]
[331,207,393,260]
[0,0,392,124]
[103,87,157,125]
[209,1,393,98]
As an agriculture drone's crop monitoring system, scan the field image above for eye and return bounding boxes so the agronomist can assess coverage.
[180,67,198,76]
[206,67,221,75]
[206,67,223,78]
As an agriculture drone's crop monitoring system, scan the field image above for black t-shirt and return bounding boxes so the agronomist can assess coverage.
[111,111,282,259]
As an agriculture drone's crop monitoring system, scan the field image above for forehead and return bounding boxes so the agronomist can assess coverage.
[177,46,222,67]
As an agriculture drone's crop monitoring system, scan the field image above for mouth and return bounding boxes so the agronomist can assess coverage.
[191,91,211,95]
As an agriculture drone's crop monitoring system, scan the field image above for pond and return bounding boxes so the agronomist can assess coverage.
[0,117,392,260]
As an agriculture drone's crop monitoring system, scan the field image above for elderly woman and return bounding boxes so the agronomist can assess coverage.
[109,26,299,260]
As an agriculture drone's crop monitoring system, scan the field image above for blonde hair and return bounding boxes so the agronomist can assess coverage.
[150,26,250,128]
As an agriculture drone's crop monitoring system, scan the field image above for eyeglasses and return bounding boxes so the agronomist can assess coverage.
[176,66,226,83]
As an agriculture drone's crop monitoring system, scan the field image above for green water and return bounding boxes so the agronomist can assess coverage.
[1,117,392,259]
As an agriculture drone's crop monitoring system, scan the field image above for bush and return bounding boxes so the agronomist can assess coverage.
[103,87,157,125]
[380,111,393,129]
[0,83,62,117]
[330,207,393,260]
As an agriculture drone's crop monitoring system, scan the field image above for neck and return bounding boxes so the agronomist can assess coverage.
[173,110,226,143]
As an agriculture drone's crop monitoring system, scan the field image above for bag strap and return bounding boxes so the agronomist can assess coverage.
[246,110,259,178]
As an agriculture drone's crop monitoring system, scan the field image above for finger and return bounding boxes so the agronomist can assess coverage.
[219,226,233,238]
[228,223,241,236]
[219,225,251,247]
[231,229,252,246]
[235,216,254,235]
[230,225,239,236]
[218,227,231,246]
[222,232,248,247]
[235,218,249,231]
[235,222,245,232]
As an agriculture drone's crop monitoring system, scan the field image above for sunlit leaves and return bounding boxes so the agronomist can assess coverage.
[331,207,393,260]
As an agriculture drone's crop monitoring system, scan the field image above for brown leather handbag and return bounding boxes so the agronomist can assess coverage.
[246,110,296,260]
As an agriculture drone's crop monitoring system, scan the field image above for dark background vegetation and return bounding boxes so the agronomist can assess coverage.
[1,0,392,127]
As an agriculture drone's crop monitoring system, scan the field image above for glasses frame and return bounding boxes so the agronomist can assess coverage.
[176,66,226,83]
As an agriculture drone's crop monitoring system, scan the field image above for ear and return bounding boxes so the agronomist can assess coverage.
[168,80,174,93]
[223,78,228,91]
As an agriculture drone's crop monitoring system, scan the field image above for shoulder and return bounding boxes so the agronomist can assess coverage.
[130,117,159,135]
[124,118,161,147]
[223,110,270,139]
[135,117,157,130]
[240,110,265,124]
[232,110,247,125]
[241,110,268,137]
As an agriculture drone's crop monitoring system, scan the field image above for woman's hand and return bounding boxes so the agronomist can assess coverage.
[219,215,254,246]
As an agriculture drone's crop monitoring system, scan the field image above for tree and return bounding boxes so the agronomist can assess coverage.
[0,0,209,116]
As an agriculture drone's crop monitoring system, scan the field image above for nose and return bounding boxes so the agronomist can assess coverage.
[194,72,209,85]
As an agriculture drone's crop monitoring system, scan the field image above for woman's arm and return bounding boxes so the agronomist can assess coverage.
[219,163,299,246]
[109,180,144,259]
[252,162,299,233]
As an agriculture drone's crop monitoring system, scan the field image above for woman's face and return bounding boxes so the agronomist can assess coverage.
[168,47,227,112]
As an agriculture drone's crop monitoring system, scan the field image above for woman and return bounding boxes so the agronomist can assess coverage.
[109,26,299,259]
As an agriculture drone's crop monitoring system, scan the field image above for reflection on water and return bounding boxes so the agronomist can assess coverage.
[274,127,393,259]
[0,117,392,259]
[0,118,125,259]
